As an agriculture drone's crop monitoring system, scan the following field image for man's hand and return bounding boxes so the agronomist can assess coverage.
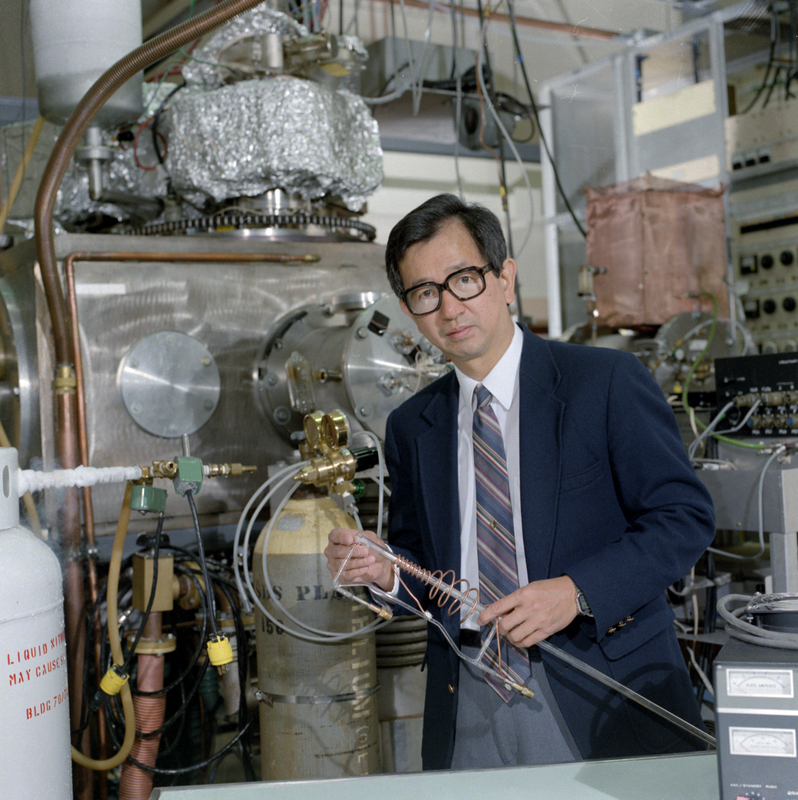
[324,528,395,592]
[477,576,579,648]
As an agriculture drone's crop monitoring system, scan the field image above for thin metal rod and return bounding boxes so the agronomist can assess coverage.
[353,534,716,748]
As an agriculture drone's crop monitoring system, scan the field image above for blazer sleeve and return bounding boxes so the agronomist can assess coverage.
[562,352,715,638]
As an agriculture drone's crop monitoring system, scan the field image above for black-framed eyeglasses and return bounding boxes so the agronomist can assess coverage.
[401,264,492,316]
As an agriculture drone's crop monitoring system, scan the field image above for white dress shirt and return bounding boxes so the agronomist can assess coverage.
[452,324,528,630]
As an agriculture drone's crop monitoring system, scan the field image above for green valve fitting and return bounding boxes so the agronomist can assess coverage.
[130,485,168,514]
[351,479,366,500]
[173,456,204,496]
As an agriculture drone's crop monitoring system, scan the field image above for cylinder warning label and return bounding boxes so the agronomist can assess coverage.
[1,618,69,723]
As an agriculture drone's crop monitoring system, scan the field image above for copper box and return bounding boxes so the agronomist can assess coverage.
[585,174,728,327]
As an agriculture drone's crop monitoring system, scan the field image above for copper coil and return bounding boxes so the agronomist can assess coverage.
[395,555,481,621]
[119,654,165,800]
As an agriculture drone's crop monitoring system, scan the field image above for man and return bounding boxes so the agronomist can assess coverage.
[325,193,715,770]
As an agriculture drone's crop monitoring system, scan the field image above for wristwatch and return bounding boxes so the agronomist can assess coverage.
[574,584,594,617]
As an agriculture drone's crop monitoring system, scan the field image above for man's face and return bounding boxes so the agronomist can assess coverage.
[398,220,516,381]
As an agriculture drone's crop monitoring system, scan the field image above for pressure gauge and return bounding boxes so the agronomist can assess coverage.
[321,410,349,449]
[303,411,325,449]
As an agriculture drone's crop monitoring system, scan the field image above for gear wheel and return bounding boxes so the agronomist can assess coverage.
[122,211,377,241]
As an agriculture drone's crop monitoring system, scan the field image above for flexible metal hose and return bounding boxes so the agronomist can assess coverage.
[30,0,266,786]
[34,0,266,366]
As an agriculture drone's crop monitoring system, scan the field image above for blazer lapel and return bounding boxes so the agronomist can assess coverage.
[518,330,565,582]
[414,374,461,577]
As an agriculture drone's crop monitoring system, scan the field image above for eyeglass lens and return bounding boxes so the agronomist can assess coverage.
[405,266,487,315]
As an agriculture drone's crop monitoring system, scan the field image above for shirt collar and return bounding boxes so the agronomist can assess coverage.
[454,324,523,412]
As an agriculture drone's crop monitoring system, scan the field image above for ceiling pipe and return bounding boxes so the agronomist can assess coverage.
[374,0,619,41]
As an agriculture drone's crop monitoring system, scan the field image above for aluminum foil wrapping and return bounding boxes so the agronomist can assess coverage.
[182,7,308,88]
[1,112,168,233]
[52,82,173,230]
[55,135,170,227]
[165,78,383,211]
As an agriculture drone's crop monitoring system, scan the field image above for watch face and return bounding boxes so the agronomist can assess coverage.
[577,591,590,614]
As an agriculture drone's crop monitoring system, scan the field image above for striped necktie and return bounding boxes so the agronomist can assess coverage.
[473,384,530,700]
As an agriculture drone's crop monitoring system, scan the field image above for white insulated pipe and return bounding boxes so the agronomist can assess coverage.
[17,465,144,496]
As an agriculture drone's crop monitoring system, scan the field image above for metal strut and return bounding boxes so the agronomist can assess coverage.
[338,534,716,749]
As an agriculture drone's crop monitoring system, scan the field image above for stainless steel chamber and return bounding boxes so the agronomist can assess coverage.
[0,232,401,535]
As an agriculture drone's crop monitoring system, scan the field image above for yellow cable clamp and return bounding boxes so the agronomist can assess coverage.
[99,665,130,696]
[207,634,234,674]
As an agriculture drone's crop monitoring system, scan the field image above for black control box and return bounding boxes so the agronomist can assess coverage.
[713,353,798,437]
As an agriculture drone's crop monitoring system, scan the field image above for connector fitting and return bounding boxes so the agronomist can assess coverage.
[508,682,535,699]
[204,462,257,478]
[207,634,234,675]
[99,665,129,698]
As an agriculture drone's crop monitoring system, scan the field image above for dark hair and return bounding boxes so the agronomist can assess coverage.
[384,193,507,297]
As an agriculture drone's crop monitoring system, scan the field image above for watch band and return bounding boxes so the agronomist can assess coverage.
[575,585,594,617]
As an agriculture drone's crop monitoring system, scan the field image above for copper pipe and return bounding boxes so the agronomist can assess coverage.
[64,256,108,795]
[63,246,311,782]
[34,0,297,364]
[119,614,166,800]
[66,250,320,265]
[57,387,90,797]
[28,4,271,792]
[375,0,618,41]
[58,387,84,718]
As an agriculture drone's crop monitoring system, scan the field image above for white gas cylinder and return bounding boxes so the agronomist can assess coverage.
[0,448,72,798]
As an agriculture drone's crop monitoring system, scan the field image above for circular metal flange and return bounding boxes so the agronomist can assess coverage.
[256,294,449,442]
[126,212,377,242]
[118,330,221,438]
[645,311,754,394]
[125,632,177,655]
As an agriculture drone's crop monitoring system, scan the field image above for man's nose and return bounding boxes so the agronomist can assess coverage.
[439,287,465,318]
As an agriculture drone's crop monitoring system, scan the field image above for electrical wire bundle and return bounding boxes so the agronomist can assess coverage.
[233,431,390,645]
[736,2,798,114]
[73,487,257,789]
[120,551,255,783]
[719,593,798,650]
[679,293,795,562]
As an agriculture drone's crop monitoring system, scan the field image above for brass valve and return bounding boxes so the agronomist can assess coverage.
[134,465,155,484]
[204,463,257,478]
[294,449,357,487]
[292,409,374,495]
[151,460,178,479]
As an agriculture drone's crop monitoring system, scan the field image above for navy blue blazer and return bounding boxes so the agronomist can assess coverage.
[383,326,715,769]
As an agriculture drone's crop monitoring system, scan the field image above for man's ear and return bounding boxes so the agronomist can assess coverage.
[498,258,517,306]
